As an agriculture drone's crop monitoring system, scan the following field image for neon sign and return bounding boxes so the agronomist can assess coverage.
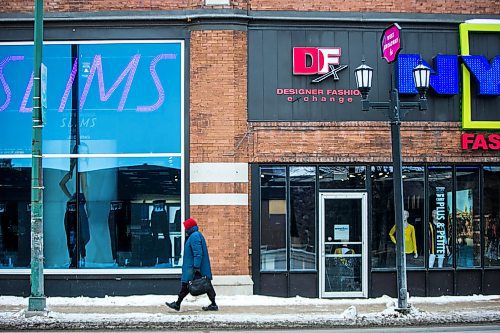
[397,54,500,96]
[398,23,500,131]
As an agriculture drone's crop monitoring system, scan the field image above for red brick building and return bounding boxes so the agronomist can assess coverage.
[0,1,499,298]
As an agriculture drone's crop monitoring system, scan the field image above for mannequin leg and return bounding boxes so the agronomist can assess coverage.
[429,254,436,268]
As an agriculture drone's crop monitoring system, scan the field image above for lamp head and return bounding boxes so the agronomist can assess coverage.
[412,61,431,99]
[354,60,373,99]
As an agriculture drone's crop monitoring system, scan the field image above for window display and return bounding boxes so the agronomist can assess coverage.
[0,41,184,270]
[260,166,287,271]
[371,166,424,269]
[484,167,500,267]
[428,166,453,269]
[290,166,316,271]
[455,167,480,268]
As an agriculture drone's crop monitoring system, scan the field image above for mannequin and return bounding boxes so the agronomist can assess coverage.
[150,200,172,265]
[59,148,91,268]
[389,210,418,259]
[429,209,447,268]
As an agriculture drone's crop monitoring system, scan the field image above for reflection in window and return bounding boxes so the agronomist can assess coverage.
[371,166,424,269]
[0,159,31,268]
[260,166,287,271]
[455,166,480,268]
[484,167,500,267]
[290,166,316,271]
[43,157,181,269]
[428,166,453,269]
[319,166,366,189]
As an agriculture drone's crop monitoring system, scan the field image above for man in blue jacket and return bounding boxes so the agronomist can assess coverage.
[166,218,218,311]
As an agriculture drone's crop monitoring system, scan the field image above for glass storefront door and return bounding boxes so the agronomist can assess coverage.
[319,192,368,298]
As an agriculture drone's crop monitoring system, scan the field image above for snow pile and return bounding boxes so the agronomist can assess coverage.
[0,294,498,330]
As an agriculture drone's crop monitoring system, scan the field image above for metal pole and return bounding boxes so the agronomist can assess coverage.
[389,88,409,311]
[28,0,46,313]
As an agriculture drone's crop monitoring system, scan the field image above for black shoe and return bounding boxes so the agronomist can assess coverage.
[202,304,218,311]
[166,301,180,311]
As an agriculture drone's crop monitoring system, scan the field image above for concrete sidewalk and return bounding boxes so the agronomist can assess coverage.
[1,296,499,330]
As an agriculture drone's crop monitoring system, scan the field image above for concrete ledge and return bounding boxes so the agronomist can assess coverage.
[211,275,253,296]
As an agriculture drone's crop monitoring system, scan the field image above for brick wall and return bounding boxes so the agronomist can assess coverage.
[249,0,500,14]
[0,0,249,13]
[190,30,250,276]
[249,121,499,164]
[3,0,498,14]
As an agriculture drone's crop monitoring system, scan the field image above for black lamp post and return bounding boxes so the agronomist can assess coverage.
[354,60,430,312]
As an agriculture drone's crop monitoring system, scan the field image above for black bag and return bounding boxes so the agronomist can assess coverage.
[188,276,211,296]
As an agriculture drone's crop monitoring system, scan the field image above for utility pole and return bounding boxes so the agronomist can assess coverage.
[28,0,46,314]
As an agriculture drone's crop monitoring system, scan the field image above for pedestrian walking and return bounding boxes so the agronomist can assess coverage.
[165,218,218,311]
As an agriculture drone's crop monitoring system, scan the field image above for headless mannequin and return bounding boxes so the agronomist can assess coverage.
[389,210,418,259]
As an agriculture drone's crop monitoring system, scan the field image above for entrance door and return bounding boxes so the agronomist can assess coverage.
[319,192,368,298]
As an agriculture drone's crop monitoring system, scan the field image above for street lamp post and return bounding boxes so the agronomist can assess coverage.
[354,60,430,312]
[27,0,46,314]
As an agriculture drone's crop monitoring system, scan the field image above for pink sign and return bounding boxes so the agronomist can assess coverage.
[381,23,402,64]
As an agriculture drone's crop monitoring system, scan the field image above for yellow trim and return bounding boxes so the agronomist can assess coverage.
[459,23,500,130]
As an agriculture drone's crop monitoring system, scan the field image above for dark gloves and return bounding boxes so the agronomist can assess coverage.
[193,268,202,278]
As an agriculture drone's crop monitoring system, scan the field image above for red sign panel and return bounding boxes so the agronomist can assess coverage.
[381,23,402,64]
[293,47,341,74]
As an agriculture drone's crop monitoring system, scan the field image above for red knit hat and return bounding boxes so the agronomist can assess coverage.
[183,218,198,230]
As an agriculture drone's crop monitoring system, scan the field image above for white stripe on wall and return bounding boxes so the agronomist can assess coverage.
[190,163,248,183]
[190,193,248,206]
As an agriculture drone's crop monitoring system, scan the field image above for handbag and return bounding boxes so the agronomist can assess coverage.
[188,276,211,296]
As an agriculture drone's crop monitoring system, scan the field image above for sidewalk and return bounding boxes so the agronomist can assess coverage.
[1,294,499,330]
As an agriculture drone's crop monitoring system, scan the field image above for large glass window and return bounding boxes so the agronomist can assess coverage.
[427,166,453,269]
[43,156,181,269]
[484,166,500,267]
[0,159,31,268]
[290,166,316,271]
[455,166,480,268]
[0,41,184,270]
[371,166,424,269]
[260,166,287,271]
[319,166,366,189]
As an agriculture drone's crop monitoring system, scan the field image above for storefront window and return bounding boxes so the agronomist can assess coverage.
[0,41,184,270]
[371,166,424,269]
[43,156,181,269]
[484,166,500,267]
[319,166,366,189]
[290,166,316,271]
[0,158,31,268]
[260,166,287,271]
[455,166,480,268]
[427,166,453,269]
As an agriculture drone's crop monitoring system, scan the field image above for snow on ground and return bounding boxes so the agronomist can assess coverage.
[0,294,498,329]
[0,293,498,307]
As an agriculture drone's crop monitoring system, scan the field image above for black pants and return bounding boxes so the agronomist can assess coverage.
[177,281,216,305]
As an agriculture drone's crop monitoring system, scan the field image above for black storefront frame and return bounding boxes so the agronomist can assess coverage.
[252,163,500,298]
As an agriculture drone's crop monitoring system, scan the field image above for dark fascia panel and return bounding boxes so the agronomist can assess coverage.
[1,8,499,24]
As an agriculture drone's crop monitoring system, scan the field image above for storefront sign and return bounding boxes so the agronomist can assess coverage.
[435,187,446,257]
[461,133,500,150]
[398,23,500,131]
[0,42,184,155]
[292,47,348,83]
[398,54,499,96]
[381,23,402,64]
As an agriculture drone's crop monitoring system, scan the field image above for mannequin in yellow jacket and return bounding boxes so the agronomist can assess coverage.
[389,210,418,259]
